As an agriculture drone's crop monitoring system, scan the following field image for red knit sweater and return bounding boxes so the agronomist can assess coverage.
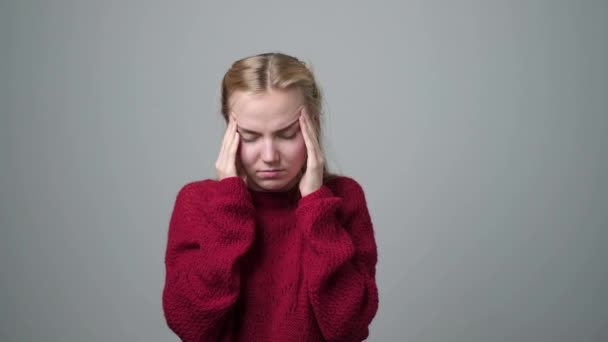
[162,176,378,341]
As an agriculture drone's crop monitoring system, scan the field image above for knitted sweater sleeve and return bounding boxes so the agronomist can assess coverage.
[296,178,379,342]
[162,177,255,341]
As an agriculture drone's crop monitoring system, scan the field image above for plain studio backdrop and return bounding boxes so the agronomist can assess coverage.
[1,1,607,341]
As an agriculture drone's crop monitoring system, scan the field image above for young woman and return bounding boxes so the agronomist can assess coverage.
[162,52,379,341]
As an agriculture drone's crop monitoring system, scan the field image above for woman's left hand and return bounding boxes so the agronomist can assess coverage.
[299,107,325,197]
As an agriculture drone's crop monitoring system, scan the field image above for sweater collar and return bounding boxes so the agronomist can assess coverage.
[248,186,301,208]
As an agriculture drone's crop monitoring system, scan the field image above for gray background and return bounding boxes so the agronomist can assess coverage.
[1,0,607,341]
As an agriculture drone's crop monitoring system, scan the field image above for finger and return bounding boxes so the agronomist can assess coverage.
[227,130,240,174]
[220,117,237,162]
[303,109,319,144]
[217,118,237,175]
[301,110,324,166]
[300,114,316,164]
[218,118,234,166]
[306,112,324,159]
[302,110,321,153]
[221,123,238,175]
[220,117,234,152]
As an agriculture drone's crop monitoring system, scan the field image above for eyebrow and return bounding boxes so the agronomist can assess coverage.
[236,116,301,136]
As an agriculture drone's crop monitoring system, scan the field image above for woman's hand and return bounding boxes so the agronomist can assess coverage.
[299,107,325,197]
[215,115,246,183]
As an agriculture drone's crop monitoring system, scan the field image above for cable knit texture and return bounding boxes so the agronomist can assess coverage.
[163,176,378,341]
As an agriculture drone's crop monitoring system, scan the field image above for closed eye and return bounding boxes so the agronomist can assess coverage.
[278,132,298,140]
[241,131,298,142]
[241,135,259,143]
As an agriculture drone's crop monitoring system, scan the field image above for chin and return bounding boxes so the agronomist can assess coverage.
[254,180,288,191]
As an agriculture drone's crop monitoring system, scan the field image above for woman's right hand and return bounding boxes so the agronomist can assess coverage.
[215,116,245,183]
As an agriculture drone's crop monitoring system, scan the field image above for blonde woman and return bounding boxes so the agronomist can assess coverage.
[163,52,379,341]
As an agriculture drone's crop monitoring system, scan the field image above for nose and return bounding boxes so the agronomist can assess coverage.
[261,138,279,163]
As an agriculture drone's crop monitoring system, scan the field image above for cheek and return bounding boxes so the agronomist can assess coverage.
[238,138,307,167]
[238,145,256,167]
[283,138,307,164]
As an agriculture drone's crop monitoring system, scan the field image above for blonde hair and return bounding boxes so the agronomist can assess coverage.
[220,52,336,182]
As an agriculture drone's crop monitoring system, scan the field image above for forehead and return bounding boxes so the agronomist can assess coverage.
[230,88,304,132]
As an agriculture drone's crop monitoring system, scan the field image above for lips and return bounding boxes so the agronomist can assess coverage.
[258,169,284,178]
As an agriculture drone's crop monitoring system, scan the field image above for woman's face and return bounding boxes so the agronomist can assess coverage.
[230,88,307,192]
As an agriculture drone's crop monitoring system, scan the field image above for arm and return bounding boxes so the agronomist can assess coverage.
[162,177,255,341]
[296,179,379,342]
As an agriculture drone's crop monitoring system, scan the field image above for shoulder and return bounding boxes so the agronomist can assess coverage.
[322,176,373,224]
[174,178,218,204]
[174,177,249,204]
[324,175,369,211]
[177,178,217,194]
[325,175,366,197]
